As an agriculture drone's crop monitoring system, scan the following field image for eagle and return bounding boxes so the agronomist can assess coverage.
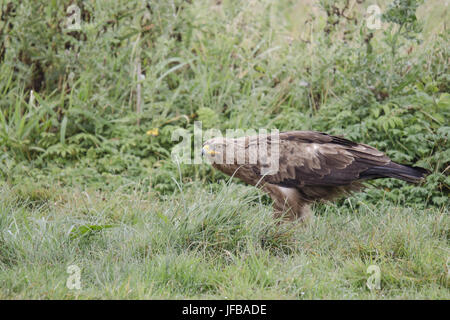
[202,130,428,221]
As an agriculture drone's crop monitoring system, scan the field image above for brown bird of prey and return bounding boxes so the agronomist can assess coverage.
[202,130,428,221]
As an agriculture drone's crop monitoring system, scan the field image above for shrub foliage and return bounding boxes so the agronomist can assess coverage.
[0,0,448,208]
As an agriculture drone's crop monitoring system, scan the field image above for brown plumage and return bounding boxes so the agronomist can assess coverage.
[202,131,429,221]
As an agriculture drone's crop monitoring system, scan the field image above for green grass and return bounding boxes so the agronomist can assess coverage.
[0,181,448,299]
[0,0,448,299]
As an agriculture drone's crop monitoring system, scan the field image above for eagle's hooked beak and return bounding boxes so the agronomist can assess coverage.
[202,144,217,156]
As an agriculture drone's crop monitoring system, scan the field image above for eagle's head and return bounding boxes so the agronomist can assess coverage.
[202,136,251,166]
[202,137,227,163]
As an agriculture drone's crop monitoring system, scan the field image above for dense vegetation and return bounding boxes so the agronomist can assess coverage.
[0,0,448,299]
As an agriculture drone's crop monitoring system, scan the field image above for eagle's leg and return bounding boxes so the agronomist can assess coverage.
[263,184,312,222]
[272,203,312,222]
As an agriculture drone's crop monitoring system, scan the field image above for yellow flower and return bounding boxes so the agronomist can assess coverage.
[146,128,159,136]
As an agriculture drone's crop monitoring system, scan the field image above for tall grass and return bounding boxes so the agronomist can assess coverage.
[0,0,448,205]
[0,0,448,299]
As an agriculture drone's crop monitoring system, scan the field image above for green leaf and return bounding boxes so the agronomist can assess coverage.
[60,116,68,145]
[69,224,116,240]
[437,93,450,111]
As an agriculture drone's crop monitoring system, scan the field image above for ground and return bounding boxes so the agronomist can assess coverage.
[0,182,448,299]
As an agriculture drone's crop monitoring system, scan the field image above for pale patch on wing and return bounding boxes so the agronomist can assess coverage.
[303,143,319,154]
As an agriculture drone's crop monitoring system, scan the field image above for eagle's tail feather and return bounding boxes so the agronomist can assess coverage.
[360,162,429,183]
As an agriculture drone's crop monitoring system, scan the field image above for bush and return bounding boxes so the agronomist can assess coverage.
[0,0,448,208]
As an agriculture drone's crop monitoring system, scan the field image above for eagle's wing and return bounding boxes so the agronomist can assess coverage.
[262,131,391,188]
